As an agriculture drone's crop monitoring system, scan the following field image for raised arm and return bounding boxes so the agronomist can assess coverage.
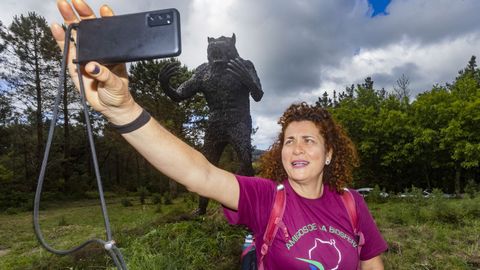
[51,0,240,210]
[158,62,204,102]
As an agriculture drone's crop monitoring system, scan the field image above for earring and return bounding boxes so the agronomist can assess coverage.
[325,159,330,165]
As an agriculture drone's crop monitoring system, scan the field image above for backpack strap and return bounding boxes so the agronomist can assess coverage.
[340,188,365,269]
[258,184,288,270]
[257,186,364,270]
[241,242,255,259]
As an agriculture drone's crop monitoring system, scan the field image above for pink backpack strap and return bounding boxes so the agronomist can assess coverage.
[241,242,255,259]
[258,184,288,270]
[340,188,365,270]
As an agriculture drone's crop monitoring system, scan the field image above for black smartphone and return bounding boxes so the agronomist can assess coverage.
[75,8,181,65]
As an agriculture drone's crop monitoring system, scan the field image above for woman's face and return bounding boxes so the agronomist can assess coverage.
[281,120,332,185]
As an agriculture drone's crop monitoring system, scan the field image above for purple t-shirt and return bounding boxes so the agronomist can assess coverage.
[224,175,388,270]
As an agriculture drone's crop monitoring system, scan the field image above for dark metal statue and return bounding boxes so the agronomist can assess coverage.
[159,33,263,215]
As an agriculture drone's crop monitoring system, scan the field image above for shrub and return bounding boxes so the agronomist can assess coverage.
[463,196,480,218]
[84,191,99,199]
[137,186,149,205]
[384,202,414,225]
[464,179,479,199]
[0,191,31,211]
[401,186,427,205]
[58,215,69,226]
[366,185,387,203]
[430,200,463,225]
[430,188,444,199]
[121,198,133,207]
[5,207,19,215]
[152,194,162,205]
[163,193,172,205]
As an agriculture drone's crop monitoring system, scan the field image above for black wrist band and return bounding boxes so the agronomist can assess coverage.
[111,109,151,134]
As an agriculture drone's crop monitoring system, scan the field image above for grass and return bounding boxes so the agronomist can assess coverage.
[0,193,479,269]
[370,195,480,269]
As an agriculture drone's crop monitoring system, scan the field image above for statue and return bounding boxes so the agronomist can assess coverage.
[159,33,263,215]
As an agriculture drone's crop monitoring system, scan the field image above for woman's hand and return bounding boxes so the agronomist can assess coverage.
[50,0,142,125]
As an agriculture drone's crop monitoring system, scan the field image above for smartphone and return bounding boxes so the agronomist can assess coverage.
[75,8,181,65]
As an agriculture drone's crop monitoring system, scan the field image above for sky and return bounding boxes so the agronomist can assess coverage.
[1,0,480,150]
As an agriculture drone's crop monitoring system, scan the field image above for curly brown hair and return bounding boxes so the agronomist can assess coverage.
[259,102,359,193]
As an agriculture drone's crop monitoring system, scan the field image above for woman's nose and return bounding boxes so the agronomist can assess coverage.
[293,142,305,155]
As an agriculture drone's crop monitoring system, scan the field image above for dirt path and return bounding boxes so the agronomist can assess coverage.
[0,249,10,257]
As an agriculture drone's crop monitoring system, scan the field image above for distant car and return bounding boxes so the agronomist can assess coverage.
[356,187,373,197]
[399,189,455,199]
[423,189,455,199]
[356,187,389,198]
[398,190,429,198]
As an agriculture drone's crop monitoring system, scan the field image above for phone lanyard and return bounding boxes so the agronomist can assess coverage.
[33,23,128,270]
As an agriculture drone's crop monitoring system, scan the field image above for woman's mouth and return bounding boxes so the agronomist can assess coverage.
[291,160,309,168]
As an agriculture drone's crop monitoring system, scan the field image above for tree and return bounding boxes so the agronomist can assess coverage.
[441,62,480,193]
[0,90,13,127]
[129,59,208,142]
[333,77,418,191]
[393,73,411,105]
[0,12,61,189]
[126,59,208,196]
[316,91,332,108]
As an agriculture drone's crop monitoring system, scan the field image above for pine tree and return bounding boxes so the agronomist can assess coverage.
[0,12,61,189]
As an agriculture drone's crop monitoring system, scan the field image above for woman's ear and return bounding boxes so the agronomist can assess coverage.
[326,149,333,164]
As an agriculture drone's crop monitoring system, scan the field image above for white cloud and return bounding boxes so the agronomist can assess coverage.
[180,0,238,67]
[319,33,480,96]
[252,115,280,149]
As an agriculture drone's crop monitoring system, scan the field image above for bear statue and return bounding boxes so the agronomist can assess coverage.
[159,33,263,215]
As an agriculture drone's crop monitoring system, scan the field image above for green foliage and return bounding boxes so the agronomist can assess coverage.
[2,195,479,269]
[129,59,208,147]
[398,186,427,206]
[121,198,133,207]
[365,184,384,204]
[4,207,19,215]
[0,164,13,183]
[0,12,62,192]
[152,194,162,205]
[330,57,480,193]
[0,191,33,211]
[126,217,244,269]
[464,179,479,198]
[377,196,480,268]
[57,215,68,226]
[137,186,149,205]
[163,193,173,205]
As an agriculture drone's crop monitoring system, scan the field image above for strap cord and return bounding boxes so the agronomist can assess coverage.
[33,23,127,270]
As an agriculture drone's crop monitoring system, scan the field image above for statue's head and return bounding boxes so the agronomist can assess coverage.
[207,33,239,64]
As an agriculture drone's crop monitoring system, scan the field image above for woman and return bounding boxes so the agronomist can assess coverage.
[51,1,387,269]
[224,103,388,269]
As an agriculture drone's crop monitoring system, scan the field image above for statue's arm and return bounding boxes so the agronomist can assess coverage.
[227,58,264,102]
[159,63,205,102]
[245,60,264,101]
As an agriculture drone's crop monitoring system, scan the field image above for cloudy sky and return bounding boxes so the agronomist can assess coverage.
[1,0,480,149]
